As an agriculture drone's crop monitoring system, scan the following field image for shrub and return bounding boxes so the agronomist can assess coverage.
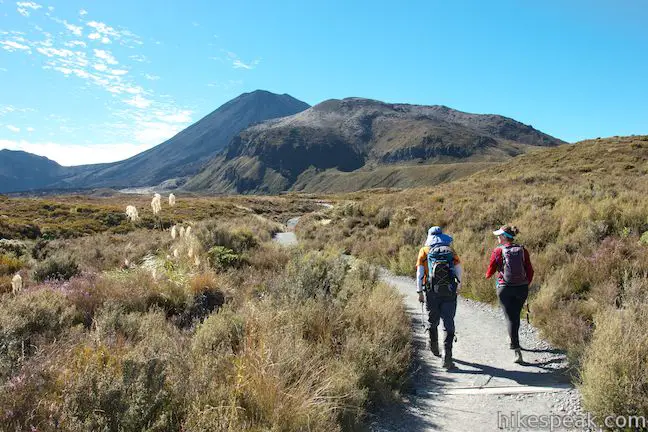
[0,254,22,276]
[32,256,80,282]
[373,207,392,229]
[0,289,80,378]
[60,343,180,432]
[281,252,348,301]
[191,307,245,356]
[580,304,648,424]
[207,246,244,271]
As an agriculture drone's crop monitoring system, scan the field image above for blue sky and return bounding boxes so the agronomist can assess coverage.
[0,0,646,166]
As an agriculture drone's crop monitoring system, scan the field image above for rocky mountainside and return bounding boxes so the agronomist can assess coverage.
[184,98,565,194]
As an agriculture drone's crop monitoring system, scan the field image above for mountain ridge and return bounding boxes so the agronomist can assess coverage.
[184,97,565,194]
[0,90,310,193]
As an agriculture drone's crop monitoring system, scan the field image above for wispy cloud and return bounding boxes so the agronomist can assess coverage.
[63,21,83,37]
[130,54,148,63]
[219,50,261,70]
[232,59,260,70]
[16,1,42,17]
[6,125,20,132]
[79,9,87,16]
[1,6,195,162]
[124,95,152,109]
[0,39,31,52]
[93,48,118,65]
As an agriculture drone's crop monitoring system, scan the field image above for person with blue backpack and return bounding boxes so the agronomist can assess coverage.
[416,226,463,369]
[486,225,534,364]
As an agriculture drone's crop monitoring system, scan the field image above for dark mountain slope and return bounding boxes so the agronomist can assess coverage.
[185,98,565,194]
[59,90,310,189]
[0,150,70,193]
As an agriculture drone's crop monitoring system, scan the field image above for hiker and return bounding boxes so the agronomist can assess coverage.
[416,226,462,369]
[486,225,534,364]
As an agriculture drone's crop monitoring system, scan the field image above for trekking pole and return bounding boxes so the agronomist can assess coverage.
[526,302,531,324]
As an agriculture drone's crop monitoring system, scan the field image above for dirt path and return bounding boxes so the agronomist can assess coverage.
[369,271,584,432]
[274,215,584,431]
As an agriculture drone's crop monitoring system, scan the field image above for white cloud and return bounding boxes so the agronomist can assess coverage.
[144,73,159,80]
[64,40,87,48]
[93,49,117,65]
[134,122,183,144]
[130,54,147,63]
[124,95,151,109]
[0,139,161,166]
[93,63,107,71]
[6,125,20,132]
[16,1,41,17]
[88,33,100,40]
[79,9,87,16]
[219,50,261,70]
[26,127,34,132]
[232,59,260,70]
[37,47,74,57]
[63,21,83,36]
[0,40,30,52]
[154,109,192,123]
[110,69,128,75]
[101,37,111,44]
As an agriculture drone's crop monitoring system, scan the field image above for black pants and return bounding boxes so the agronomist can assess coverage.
[426,293,457,352]
[496,284,528,349]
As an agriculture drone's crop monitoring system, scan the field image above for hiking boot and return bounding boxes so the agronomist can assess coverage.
[514,348,524,364]
[442,351,454,370]
[429,329,440,357]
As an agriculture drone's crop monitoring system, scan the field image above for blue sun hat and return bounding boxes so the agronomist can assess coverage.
[425,226,453,247]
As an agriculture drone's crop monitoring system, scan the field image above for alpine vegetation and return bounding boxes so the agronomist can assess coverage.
[11,273,22,295]
[171,225,177,240]
[151,193,162,215]
[125,205,139,222]
[169,193,176,206]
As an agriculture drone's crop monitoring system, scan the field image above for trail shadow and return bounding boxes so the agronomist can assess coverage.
[521,347,565,355]
[452,359,572,387]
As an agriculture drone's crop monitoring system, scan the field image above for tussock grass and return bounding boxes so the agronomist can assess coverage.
[0,206,410,431]
[298,135,648,420]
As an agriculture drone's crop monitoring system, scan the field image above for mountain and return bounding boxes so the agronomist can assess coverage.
[0,150,70,193]
[0,90,310,193]
[184,98,566,194]
[57,90,310,189]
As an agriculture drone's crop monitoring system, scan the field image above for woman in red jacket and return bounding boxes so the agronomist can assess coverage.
[486,225,534,364]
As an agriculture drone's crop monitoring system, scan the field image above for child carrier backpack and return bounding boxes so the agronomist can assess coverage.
[427,246,457,297]
[499,244,528,286]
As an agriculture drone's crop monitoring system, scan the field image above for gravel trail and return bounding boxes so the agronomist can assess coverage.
[369,271,584,432]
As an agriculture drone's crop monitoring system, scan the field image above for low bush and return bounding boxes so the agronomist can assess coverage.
[32,256,80,282]
[0,289,81,379]
[0,254,22,276]
[207,246,244,271]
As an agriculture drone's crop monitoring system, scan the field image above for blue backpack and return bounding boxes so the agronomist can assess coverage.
[427,245,457,297]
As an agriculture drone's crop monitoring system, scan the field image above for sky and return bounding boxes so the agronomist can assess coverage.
[0,0,646,166]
